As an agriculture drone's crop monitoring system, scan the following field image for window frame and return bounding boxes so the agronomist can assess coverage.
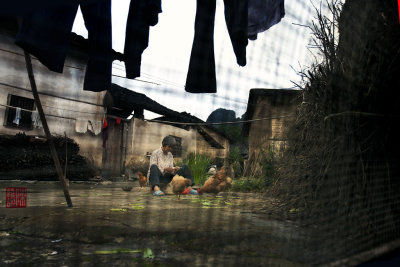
[3,94,35,130]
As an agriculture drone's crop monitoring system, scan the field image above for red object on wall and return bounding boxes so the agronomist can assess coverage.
[103,116,108,128]
[116,117,121,124]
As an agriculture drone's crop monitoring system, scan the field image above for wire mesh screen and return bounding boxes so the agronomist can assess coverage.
[1,0,400,266]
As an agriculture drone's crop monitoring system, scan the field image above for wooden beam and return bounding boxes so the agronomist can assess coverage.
[23,51,73,208]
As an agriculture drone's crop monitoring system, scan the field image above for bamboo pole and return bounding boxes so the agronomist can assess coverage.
[23,51,73,207]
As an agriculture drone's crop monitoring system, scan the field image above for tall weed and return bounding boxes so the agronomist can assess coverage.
[184,153,212,185]
[260,146,277,187]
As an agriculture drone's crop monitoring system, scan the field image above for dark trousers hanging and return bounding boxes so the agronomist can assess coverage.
[15,0,112,92]
[185,0,247,93]
[223,0,248,66]
[185,0,217,93]
[81,0,112,92]
[124,0,162,79]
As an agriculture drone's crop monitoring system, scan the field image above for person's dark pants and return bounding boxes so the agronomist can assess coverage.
[149,164,194,190]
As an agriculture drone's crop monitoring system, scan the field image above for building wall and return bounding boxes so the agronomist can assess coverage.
[248,90,300,158]
[196,126,229,161]
[0,33,106,169]
[126,119,196,159]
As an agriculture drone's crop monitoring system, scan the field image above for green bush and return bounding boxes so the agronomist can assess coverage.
[238,145,277,191]
[229,146,244,177]
[184,153,212,185]
[231,177,265,192]
[259,146,277,187]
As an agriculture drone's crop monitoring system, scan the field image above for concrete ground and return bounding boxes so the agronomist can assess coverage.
[0,180,314,266]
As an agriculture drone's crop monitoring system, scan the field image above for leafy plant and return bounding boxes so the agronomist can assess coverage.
[174,158,183,167]
[259,145,277,187]
[184,153,212,185]
[235,144,277,192]
[229,146,244,177]
[231,177,265,192]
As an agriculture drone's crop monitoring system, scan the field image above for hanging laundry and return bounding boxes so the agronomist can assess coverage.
[102,115,109,148]
[15,0,112,92]
[88,120,102,135]
[248,0,285,40]
[75,118,87,133]
[224,0,248,66]
[102,125,109,148]
[124,0,162,79]
[31,110,42,128]
[13,107,21,125]
[81,0,112,92]
[185,0,217,93]
[103,115,108,129]
[1,1,81,16]
[185,0,248,93]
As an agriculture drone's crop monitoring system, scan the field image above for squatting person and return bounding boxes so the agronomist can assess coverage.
[148,136,198,196]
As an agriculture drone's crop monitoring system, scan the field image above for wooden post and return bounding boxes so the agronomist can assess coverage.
[23,51,73,208]
[64,132,68,177]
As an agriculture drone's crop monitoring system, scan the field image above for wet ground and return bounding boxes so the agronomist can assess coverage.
[0,180,316,266]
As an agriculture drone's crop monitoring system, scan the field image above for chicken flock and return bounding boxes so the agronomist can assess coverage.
[136,166,232,197]
[198,166,232,195]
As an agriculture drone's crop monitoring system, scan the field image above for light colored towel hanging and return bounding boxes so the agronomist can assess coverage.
[88,120,102,135]
[75,118,87,133]
[13,107,21,125]
[31,110,42,128]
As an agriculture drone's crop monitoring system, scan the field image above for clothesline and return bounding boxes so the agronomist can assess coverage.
[145,115,296,126]
[0,103,75,120]
[112,61,185,89]
[1,76,248,118]
[0,103,134,124]
[1,102,295,127]
[1,43,262,106]
[0,47,160,86]
[0,81,103,107]
[2,103,117,136]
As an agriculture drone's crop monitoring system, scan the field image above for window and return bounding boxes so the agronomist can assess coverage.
[4,94,35,130]
[169,135,182,157]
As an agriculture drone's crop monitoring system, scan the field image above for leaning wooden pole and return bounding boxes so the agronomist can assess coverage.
[23,51,73,207]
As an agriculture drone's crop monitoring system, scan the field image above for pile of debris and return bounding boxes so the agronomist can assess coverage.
[0,132,96,180]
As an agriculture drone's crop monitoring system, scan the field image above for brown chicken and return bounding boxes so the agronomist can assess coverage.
[138,171,148,188]
[198,166,232,195]
[170,174,192,200]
